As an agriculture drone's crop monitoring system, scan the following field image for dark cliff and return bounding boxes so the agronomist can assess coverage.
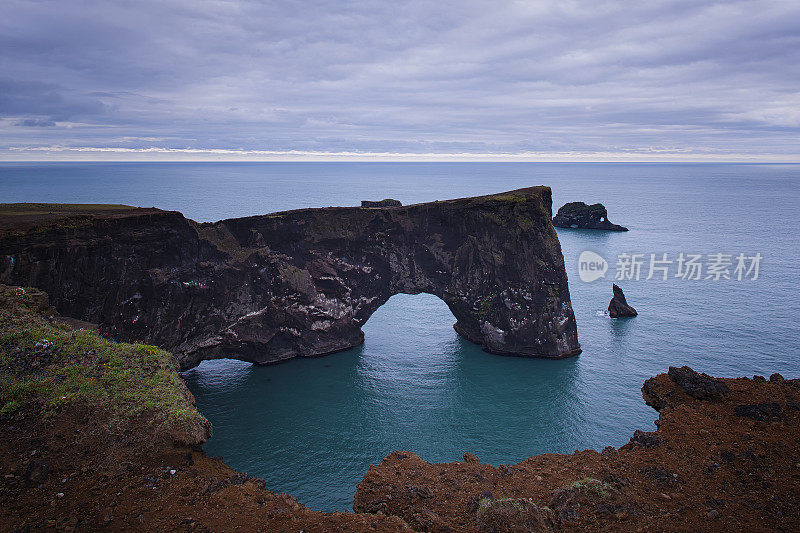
[0,187,580,370]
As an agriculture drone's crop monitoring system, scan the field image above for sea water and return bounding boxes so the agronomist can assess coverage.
[2,162,798,510]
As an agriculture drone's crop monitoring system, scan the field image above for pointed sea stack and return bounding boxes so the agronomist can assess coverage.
[553,202,628,231]
[608,284,637,317]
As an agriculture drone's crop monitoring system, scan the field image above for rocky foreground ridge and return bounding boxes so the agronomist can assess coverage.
[0,285,408,532]
[2,286,797,532]
[354,367,800,532]
[0,188,580,371]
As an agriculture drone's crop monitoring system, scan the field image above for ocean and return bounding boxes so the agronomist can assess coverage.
[2,161,798,511]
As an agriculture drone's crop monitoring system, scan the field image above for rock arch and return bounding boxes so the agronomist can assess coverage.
[1,187,580,370]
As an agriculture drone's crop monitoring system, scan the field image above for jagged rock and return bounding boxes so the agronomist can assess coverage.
[0,187,580,370]
[668,366,730,402]
[734,402,783,421]
[628,430,661,448]
[552,202,628,231]
[463,452,479,464]
[641,377,670,411]
[361,199,402,208]
[608,284,637,318]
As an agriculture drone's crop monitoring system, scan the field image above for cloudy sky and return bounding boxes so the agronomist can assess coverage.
[2,0,799,161]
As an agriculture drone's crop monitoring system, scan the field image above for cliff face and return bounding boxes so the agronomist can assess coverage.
[0,187,580,370]
[553,202,628,231]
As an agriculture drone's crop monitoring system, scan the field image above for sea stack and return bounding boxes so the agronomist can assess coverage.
[552,202,628,231]
[608,283,638,317]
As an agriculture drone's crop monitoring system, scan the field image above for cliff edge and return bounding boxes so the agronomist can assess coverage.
[0,187,580,370]
[355,367,800,531]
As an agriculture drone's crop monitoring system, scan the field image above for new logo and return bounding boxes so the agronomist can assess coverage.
[578,251,608,282]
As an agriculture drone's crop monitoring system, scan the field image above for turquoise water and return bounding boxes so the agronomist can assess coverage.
[2,162,799,511]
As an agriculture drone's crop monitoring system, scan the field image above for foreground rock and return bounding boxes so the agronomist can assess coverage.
[0,285,409,532]
[355,368,800,532]
[4,289,797,531]
[553,202,628,231]
[608,283,638,317]
[0,187,580,371]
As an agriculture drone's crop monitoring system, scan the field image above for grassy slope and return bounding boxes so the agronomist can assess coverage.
[0,284,206,438]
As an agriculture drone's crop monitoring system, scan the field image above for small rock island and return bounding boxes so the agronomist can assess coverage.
[552,202,628,231]
[608,283,638,317]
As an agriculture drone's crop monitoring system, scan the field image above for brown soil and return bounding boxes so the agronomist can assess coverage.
[0,402,409,532]
[2,285,797,531]
[3,368,798,532]
[354,370,800,532]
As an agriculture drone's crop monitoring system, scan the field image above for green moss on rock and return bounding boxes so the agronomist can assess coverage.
[0,285,210,444]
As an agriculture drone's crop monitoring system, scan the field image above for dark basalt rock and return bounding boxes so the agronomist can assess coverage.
[361,199,402,208]
[552,202,628,231]
[668,366,730,402]
[734,402,783,421]
[608,284,637,318]
[0,187,580,370]
[628,430,661,448]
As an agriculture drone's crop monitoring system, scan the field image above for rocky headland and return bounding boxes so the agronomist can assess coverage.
[2,287,797,531]
[0,188,580,371]
[552,202,628,231]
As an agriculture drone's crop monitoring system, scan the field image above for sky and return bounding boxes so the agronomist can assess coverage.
[1,0,799,162]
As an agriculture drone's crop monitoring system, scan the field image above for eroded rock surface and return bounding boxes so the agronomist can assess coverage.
[552,202,628,231]
[0,187,580,370]
[608,284,637,318]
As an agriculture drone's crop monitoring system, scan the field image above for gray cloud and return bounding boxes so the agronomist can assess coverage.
[1,0,799,159]
[13,118,56,127]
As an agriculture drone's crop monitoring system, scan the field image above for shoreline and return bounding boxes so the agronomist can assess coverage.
[2,285,798,531]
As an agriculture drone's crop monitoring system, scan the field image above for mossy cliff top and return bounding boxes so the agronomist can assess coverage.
[0,284,210,445]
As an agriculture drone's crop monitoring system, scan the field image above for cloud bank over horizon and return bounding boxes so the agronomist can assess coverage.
[2,0,799,161]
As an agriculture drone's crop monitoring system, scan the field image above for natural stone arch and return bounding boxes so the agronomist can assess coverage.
[1,187,581,371]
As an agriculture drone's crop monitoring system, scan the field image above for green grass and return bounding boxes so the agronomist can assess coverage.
[477,497,551,514]
[0,203,137,217]
[572,477,613,497]
[0,285,203,428]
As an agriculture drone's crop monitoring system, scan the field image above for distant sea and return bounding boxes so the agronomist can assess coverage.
[2,161,799,511]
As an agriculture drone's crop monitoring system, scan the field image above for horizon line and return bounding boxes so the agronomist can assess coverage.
[2,146,799,163]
